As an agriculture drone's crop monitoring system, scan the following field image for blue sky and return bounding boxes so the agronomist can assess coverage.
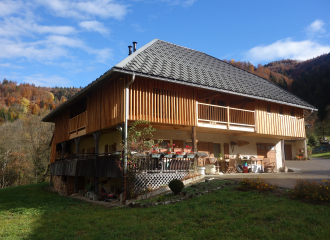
[0,0,330,88]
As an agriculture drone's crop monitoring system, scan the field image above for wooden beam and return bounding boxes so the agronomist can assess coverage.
[74,137,81,158]
[198,93,220,102]
[229,98,254,106]
[61,141,67,159]
[93,131,101,154]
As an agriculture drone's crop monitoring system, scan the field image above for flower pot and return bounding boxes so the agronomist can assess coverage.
[205,164,216,174]
[175,154,184,158]
[186,154,195,158]
[151,154,160,158]
[197,167,205,175]
[164,154,173,158]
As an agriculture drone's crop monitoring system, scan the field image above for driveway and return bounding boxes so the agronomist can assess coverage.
[209,158,330,189]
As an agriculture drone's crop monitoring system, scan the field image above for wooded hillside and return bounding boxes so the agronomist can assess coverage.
[0,79,81,124]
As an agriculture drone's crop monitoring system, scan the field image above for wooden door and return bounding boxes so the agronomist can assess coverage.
[198,142,209,153]
[257,143,267,158]
[285,145,292,160]
[213,143,221,159]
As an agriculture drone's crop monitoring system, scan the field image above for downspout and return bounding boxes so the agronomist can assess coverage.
[124,74,135,174]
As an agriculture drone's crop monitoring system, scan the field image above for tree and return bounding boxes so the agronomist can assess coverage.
[23,114,53,183]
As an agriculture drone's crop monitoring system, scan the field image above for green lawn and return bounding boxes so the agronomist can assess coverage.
[1,183,330,239]
[310,152,330,159]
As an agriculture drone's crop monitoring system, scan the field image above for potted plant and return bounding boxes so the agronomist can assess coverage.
[151,144,160,158]
[185,145,195,158]
[174,149,185,158]
[218,153,223,161]
[164,150,173,158]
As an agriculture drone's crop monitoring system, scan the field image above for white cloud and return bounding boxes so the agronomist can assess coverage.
[0,36,112,63]
[0,0,24,17]
[0,63,24,69]
[245,38,330,63]
[0,17,76,37]
[79,21,109,35]
[131,23,146,32]
[161,0,197,7]
[22,74,71,87]
[305,19,325,37]
[37,0,129,20]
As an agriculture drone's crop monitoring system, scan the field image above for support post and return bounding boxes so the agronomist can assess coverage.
[281,139,285,168]
[74,137,81,158]
[93,131,101,154]
[61,142,67,159]
[123,74,135,203]
[93,131,101,197]
[192,126,197,172]
[227,106,230,129]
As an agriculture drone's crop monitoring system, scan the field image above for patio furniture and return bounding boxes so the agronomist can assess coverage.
[226,159,237,173]
[263,158,276,173]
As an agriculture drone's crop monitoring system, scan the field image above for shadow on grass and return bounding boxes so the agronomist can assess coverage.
[1,182,330,240]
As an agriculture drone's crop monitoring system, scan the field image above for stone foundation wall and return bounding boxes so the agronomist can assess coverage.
[53,175,75,195]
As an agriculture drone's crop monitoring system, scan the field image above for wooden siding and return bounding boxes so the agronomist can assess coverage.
[86,77,125,133]
[129,77,196,126]
[50,139,56,163]
[53,111,70,144]
[86,87,102,133]
[255,100,305,138]
[101,77,125,129]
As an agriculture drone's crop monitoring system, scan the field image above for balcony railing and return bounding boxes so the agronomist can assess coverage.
[69,111,87,134]
[197,103,255,131]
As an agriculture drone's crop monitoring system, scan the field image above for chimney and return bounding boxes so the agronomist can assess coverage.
[128,46,132,55]
[133,42,137,52]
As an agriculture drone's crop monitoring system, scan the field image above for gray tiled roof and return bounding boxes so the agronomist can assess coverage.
[114,39,316,110]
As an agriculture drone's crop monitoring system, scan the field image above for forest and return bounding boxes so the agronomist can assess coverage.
[0,80,81,188]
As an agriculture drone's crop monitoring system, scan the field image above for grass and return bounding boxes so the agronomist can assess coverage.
[310,152,330,159]
[1,182,330,239]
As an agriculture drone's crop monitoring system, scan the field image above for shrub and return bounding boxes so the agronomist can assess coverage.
[308,134,318,147]
[289,180,330,202]
[239,178,278,192]
[168,179,184,194]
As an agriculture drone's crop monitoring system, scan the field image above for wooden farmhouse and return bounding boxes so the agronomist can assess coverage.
[43,39,316,197]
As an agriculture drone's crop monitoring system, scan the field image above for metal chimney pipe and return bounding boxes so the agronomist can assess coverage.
[132,42,137,52]
[128,46,132,55]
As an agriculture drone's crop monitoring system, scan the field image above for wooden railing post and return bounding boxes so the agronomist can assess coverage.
[227,106,230,129]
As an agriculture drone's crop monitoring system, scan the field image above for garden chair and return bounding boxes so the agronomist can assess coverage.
[226,158,237,174]
[264,158,276,173]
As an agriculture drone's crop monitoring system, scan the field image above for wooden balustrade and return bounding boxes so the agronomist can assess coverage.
[197,103,255,129]
[69,111,87,134]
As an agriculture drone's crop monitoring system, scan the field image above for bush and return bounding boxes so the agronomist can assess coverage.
[239,178,277,192]
[168,179,184,194]
[308,134,318,147]
[289,180,330,202]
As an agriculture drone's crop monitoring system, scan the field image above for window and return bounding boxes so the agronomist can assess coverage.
[257,144,265,150]
[279,106,283,115]
[266,104,271,113]
[291,108,295,117]
[267,145,275,151]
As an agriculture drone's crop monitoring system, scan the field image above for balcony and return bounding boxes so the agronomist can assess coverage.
[69,111,87,138]
[197,103,255,132]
